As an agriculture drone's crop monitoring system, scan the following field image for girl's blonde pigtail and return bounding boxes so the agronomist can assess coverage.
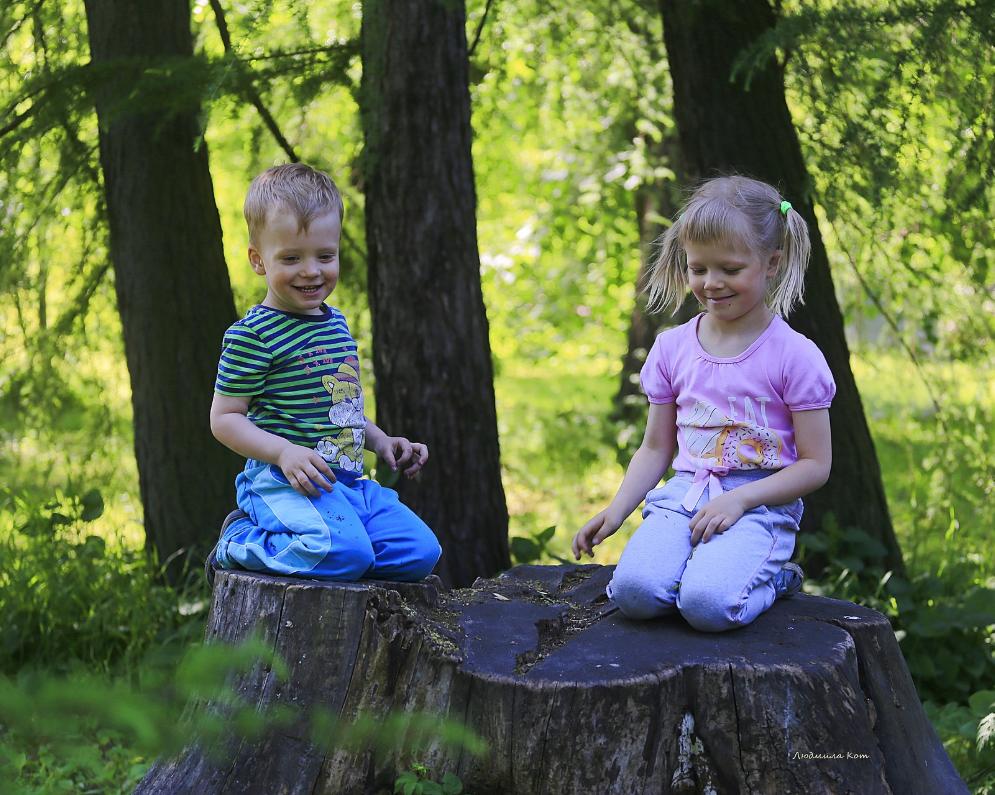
[769,207,811,317]
[645,223,688,315]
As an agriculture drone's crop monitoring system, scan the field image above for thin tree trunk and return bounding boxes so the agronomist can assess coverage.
[613,188,667,419]
[613,116,696,424]
[83,0,241,579]
[360,0,510,587]
[612,180,697,421]
[658,0,904,575]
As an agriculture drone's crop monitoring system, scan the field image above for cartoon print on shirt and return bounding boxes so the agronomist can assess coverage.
[315,356,366,471]
[681,399,783,470]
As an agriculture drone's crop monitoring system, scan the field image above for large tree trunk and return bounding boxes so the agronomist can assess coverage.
[658,0,904,576]
[83,0,241,578]
[360,0,510,587]
[138,565,965,794]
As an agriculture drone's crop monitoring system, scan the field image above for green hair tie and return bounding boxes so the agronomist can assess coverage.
[780,200,792,216]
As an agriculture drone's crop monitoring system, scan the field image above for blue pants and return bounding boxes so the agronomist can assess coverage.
[215,460,442,582]
[607,470,802,632]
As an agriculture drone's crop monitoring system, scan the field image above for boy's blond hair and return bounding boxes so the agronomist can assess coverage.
[645,175,811,318]
[244,163,344,245]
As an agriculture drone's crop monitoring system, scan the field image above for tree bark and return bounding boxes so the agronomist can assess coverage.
[138,565,965,794]
[83,0,241,578]
[658,0,904,575]
[360,0,510,587]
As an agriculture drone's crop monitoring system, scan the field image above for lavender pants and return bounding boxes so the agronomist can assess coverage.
[607,470,802,632]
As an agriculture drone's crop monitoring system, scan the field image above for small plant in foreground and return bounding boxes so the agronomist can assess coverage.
[395,763,467,795]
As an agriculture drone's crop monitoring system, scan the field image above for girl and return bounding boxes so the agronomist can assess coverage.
[572,175,835,632]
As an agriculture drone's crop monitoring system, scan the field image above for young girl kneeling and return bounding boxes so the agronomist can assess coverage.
[572,175,835,632]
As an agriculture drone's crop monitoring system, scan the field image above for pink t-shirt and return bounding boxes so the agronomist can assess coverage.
[640,314,835,484]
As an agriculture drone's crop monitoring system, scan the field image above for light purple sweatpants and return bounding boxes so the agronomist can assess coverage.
[607,470,802,632]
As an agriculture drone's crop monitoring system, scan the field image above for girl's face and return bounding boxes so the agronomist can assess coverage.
[684,239,779,327]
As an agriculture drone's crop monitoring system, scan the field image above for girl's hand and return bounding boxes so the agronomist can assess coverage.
[376,435,429,478]
[689,491,747,545]
[276,445,336,496]
[572,510,622,560]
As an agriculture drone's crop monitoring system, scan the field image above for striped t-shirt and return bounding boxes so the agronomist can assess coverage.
[214,304,366,474]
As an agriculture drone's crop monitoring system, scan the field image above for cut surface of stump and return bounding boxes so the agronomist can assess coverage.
[137,564,966,795]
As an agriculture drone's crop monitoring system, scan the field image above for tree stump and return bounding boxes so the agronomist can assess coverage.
[137,564,966,794]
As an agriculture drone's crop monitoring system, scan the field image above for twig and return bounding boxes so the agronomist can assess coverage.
[244,45,353,63]
[826,216,945,426]
[208,0,300,163]
[467,0,495,58]
[207,0,366,261]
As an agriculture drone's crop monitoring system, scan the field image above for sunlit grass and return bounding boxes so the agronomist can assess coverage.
[851,350,995,577]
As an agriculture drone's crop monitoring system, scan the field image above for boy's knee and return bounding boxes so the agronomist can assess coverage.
[403,538,442,582]
[338,544,377,581]
[608,571,677,620]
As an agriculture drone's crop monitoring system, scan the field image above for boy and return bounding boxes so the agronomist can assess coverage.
[207,163,441,584]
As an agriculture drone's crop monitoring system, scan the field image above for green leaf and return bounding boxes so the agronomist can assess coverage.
[81,535,106,558]
[959,719,980,740]
[395,772,418,794]
[968,691,995,716]
[80,489,104,522]
[536,525,556,543]
[510,536,541,564]
[441,772,464,794]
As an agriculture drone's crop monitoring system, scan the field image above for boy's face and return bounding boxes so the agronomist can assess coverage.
[248,206,341,316]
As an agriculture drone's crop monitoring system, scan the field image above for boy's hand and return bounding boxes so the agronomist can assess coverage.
[376,435,429,479]
[689,491,747,545]
[572,510,621,560]
[276,445,336,497]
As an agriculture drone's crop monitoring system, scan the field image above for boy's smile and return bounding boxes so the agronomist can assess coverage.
[249,206,341,315]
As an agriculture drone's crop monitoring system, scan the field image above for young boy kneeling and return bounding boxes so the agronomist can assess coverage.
[207,163,441,584]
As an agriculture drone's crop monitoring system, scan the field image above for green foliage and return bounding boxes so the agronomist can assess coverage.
[395,764,467,795]
[754,0,995,364]
[0,485,206,674]
[806,552,995,705]
[0,639,484,794]
[926,694,995,793]
[0,639,289,792]
[510,525,569,566]
[472,0,672,370]
[799,354,995,716]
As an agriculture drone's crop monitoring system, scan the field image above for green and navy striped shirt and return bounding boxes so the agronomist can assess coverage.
[215,304,366,474]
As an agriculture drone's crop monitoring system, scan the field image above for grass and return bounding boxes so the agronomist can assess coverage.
[850,352,995,576]
[495,364,633,562]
